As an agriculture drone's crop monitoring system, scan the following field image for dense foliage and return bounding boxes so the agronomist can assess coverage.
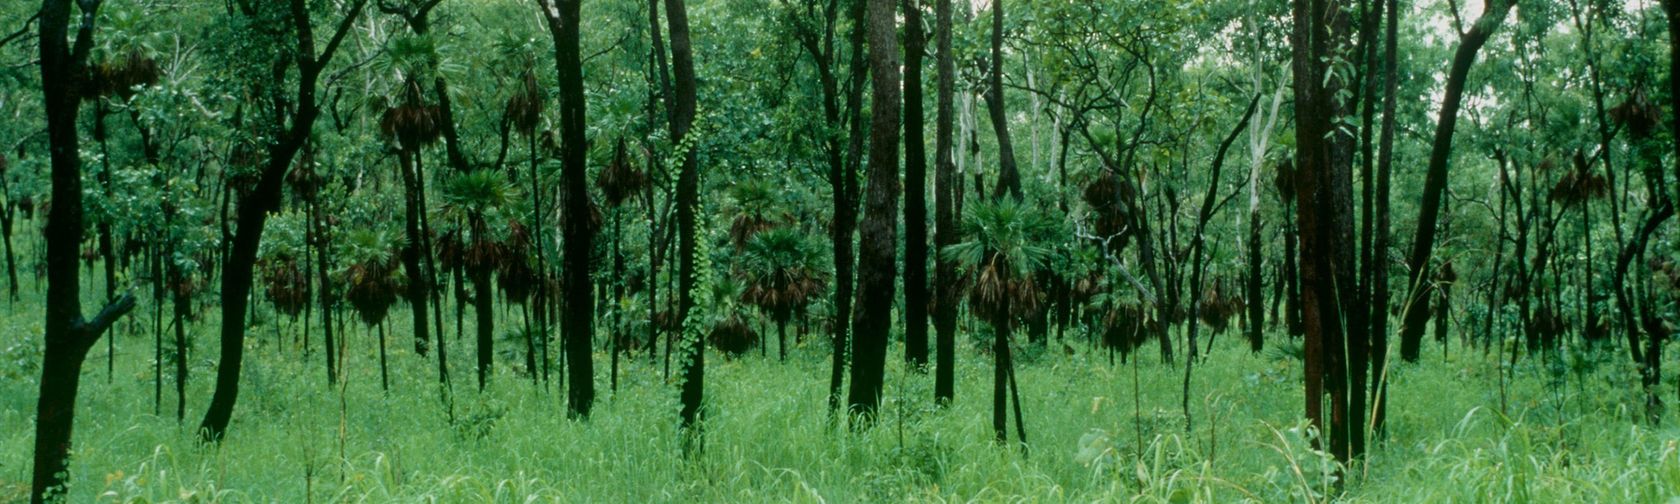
[3,0,1680,501]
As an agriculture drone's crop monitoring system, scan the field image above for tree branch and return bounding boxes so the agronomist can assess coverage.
[78,292,137,341]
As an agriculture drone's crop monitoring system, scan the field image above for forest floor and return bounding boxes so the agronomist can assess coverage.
[3,292,1679,502]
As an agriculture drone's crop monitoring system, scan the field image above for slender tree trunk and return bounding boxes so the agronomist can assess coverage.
[932,0,958,405]
[473,248,494,391]
[398,150,431,356]
[200,0,370,443]
[1185,96,1259,431]
[665,0,704,435]
[902,0,929,368]
[984,0,1021,201]
[1398,0,1513,362]
[1370,0,1399,438]
[314,197,337,385]
[848,0,902,423]
[539,0,596,418]
[830,0,867,417]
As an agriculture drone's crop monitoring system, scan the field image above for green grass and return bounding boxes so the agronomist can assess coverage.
[2,283,1679,502]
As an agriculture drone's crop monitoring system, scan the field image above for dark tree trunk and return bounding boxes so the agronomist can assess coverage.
[665,0,704,436]
[398,150,431,356]
[1282,206,1303,337]
[831,0,867,417]
[1184,96,1258,431]
[170,252,189,422]
[1245,208,1264,352]
[1370,0,1399,437]
[1398,0,1513,362]
[992,308,1010,444]
[93,105,118,382]
[313,197,337,385]
[902,0,929,369]
[1291,0,1359,464]
[473,252,494,391]
[932,0,958,406]
[32,2,139,500]
[200,0,370,443]
[984,1,1021,202]
[539,0,596,418]
[848,0,902,424]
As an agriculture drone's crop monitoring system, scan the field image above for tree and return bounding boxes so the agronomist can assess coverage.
[945,199,1050,449]
[32,1,139,500]
[902,0,929,368]
[932,0,957,405]
[1290,0,1360,464]
[665,0,704,436]
[537,0,597,418]
[1397,0,1514,362]
[984,0,1021,201]
[846,0,900,423]
[198,0,371,443]
[1369,0,1400,437]
[741,229,829,360]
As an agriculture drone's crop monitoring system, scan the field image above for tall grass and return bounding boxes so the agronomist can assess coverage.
[1,283,1676,501]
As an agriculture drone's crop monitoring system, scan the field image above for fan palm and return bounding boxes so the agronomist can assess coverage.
[438,170,519,390]
[943,198,1058,447]
[339,227,406,392]
[740,228,830,360]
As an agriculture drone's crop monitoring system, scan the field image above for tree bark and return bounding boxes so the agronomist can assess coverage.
[847,0,901,423]
[539,0,597,418]
[32,1,139,500]
[1291,0,1359,464]
[932,0,957,405]
[200,0,370,443]
[1398,0,1513,362]
[664,0,704,434]
[984,0,1021,201]
[902,0,929,368]
[1370,0,1399,437]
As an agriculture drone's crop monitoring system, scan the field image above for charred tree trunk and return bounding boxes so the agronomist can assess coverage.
[848,0,902,424]
[932,0,958,405]
[397,150,431,355]
[665,0,704,436]
[984,0,1021,201]
[313,197,337,385]
[1398,0,1513,362]
[539,0,597,418]
[1370,0,1399,437]
[902,0,929,369]
[32,2,140,500]
[200,0,370,443]
[1291,0,1360,464]
[830,0,867,417]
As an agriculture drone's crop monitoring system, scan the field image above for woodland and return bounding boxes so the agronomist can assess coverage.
[4,0,1680,502]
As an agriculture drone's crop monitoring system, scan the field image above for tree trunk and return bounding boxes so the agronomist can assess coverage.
[1290,0,1359,465]
[539,0,597,418]
[831,0,867,417]
[32,2,139,500]
[398,150,431,356]
[200,0,370,443]
[1398,0,1513,362]
[932,0,958,406]
[473,253,494,391]
[848,0,902,424]
[665,0,704,435]
[313,197,338,385]
[902,0,929,369]
[984,0,1021,202]
[1370,0,1399,438]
